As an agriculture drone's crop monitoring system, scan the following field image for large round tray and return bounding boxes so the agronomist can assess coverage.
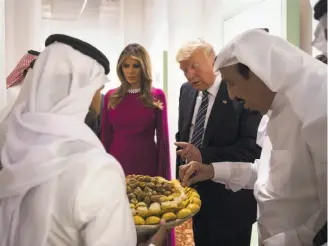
[136,213,196,236]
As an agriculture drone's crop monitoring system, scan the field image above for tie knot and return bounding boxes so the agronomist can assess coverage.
[203,90,209,95]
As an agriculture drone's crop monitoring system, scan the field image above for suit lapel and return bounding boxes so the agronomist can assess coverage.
[203,83,229,146]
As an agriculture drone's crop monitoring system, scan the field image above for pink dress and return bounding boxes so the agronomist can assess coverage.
[101,87,175,246]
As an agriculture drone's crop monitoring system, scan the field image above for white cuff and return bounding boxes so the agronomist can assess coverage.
[211,162,233,183]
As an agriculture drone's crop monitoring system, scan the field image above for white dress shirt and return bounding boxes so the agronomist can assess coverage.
[211,94,326,245]
[189,75,221,141]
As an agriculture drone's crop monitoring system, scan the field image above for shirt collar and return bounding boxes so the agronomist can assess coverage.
[205,74,222,97]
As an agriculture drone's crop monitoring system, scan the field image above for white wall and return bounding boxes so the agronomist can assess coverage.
[300,0,313,54]
[5,0,42,75]
[143,0,168,90]
[121,0,144,46]
[0,0,5,108]
[41,17,122,91]
[223,0,284,44]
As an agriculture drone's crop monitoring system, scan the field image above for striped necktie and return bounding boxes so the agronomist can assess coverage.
[313,222,327,246]
[191,90,209,148]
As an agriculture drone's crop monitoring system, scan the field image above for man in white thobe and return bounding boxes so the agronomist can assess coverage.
[0,37,166,246]
[180,27,327,246]
[180,1,327,245]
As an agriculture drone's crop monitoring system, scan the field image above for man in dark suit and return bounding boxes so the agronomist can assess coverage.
[175,39,262,246]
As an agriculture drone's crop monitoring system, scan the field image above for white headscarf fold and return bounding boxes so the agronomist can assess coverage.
[0,70,35,152]
[0,42,108,246]
[214,29,327,164]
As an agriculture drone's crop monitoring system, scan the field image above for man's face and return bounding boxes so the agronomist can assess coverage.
[219,64,272,114]
[179,49,215,91]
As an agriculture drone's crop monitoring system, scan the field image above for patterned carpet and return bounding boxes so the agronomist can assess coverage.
[175,219,195,246]
[174,220,258,246]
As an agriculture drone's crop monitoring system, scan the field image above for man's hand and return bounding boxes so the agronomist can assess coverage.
[175,142,202,163]
[137,219,168,246]
[179,161,215,187]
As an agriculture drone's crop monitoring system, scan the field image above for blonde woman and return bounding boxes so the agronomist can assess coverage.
[101,43,171,179]
[101,43,174,245]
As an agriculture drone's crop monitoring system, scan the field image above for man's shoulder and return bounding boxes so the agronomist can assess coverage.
[181,81,191,89]
[179,82,194,95]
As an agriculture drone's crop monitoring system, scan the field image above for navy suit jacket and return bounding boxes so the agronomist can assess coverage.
[176,81,262,231]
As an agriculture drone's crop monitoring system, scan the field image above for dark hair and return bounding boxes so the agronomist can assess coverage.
[316,54,327,64]
[314,0,327,20]
[108,43,157,109]
[237,63,250,79]
[85,108,100,135]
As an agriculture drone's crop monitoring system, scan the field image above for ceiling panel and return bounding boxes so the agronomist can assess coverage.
[42,0,106,20]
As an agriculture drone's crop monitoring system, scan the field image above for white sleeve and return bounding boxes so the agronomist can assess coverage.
[211,160,260,192]
[74,162,137,246]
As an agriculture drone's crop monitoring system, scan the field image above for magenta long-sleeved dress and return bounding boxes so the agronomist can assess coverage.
[101,88,175,246]
[101,88,171,178]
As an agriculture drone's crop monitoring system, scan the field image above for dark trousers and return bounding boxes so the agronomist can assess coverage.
[193,212,252,246]
[191,181,256,246]
[193,209,252,246]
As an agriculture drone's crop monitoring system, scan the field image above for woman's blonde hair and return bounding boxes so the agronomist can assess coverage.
[108,43,158,109]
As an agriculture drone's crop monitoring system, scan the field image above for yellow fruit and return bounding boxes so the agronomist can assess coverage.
[187,203,200,213]
[172,192,180,197]
[189,188,196,192]
[136,202,147,207]
[134,215,145,225]
[137,206,149,217]
[176,208,192,219]
[161,201,178,212]
[167,195,174,201]
[149,202,161,215]
[130,204,135,209]
[180,199,190,209]
[145,216,161,225]
[191,192,200,199]
[162,212,177,221]
[192,197,201,206]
